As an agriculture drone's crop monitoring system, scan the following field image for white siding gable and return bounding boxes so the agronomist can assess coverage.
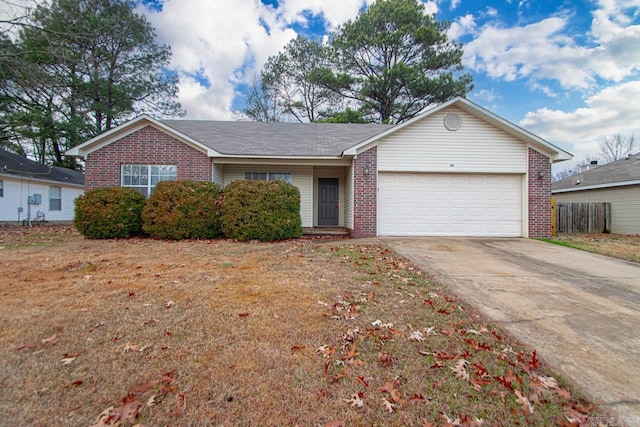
[376,107,527,173]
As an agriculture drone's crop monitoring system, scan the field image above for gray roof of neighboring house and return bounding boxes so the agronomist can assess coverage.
[0,148,84,186]
[161,120,394,157]
[552,152,640,191]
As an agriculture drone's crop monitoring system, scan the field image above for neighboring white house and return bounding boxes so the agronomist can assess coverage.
[552,153,640,235]
[0,149,85,223]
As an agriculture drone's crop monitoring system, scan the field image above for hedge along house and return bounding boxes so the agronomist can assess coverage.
[66,97,572,238]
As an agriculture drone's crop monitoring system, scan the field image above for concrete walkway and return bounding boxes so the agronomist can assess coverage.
[381,237,640,425]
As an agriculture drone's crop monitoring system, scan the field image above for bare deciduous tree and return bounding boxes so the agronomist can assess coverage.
[599,133,636,163]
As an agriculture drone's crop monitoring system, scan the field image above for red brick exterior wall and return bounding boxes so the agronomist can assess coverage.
[352,146,377,238]
[528,148,552,238]
[84,125,212,190]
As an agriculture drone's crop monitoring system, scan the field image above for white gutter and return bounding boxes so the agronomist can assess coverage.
[552,180,640,193]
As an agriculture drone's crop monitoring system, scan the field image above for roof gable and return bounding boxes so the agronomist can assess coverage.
[344,97,572,162]
[66,115,221,159]
[552,152,640,192]
[0,149,84,186]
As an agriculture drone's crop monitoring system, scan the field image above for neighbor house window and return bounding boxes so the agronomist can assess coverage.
[0,180,3,197]
[244,172,292,184]
[121,164,177,196]
[49,186,61,211]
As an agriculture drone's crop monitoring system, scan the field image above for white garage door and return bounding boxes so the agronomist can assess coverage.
[378,173,522,237]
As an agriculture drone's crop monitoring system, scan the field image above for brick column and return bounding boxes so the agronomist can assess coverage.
[352,146,377,238]
[528,148,552,238]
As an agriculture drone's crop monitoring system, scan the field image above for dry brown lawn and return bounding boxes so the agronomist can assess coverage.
[0,226,607,426]
[547,233,640,263]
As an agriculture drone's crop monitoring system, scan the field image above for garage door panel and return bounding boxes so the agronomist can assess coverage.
[378,173,522,237]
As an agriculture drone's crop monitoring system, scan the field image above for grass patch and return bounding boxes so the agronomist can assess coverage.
[541,233,640,263]
[0,226,610,426]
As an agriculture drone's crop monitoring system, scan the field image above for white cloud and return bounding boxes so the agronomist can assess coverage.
[141,0,373,119]
[472,89,499,103]
[463,1,640,91]
[447,14,475,40]
[520,80,640,164]
[423,1,438,16]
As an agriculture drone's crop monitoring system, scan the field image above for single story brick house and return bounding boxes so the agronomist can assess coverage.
[0,148,85,223]
[552,153,640,234]
[66,97,571,238]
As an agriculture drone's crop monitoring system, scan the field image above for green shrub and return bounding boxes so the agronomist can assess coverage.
[220,180,302,242]
[141,180,222,239]
[74,187,146,239]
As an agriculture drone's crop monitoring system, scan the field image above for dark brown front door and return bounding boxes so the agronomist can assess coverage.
[318,178,339,226]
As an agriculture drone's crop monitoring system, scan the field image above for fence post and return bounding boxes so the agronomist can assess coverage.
[551,197,557,236]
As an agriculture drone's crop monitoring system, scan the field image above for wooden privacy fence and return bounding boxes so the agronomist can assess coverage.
[552,199,611,234]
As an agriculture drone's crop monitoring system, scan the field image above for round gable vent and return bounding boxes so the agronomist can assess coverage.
[444,112,462,131]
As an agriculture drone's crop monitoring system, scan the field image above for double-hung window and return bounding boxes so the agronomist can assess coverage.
[49,186,61,211]
[122,164,177,196]
[0,180,3,197]
[244,172,292,184]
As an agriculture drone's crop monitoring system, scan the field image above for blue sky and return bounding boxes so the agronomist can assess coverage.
[133,0,639,170]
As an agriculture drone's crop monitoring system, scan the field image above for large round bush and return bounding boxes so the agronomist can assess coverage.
[74,187,146,239]
[141,180,222,239]
[220,180,302,242]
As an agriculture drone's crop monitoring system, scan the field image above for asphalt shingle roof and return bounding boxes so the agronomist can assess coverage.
[552,152,640,191]
[0,149,84,186]
[161,120,394,157]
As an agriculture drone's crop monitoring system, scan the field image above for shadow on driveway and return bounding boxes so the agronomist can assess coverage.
[382,237,640,425]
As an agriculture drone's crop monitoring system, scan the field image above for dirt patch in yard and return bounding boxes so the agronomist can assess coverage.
[547,233,640,263]
[0,226,612,426]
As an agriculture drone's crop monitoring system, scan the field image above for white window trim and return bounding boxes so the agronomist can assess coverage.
[244,171,292,184]
[49,186,62,211]
[121,164,177,196]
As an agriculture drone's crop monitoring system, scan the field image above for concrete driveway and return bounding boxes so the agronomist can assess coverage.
[381,237,640,425]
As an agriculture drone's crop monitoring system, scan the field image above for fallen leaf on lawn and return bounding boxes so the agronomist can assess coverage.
[371,319,382,326]
[324,421,346,427]
[16,343,36,352]
[165,300,175,309]
[515,390,534,414]
[451,358,470,381]
[60,356,76,365]
[381,397,395,412]
[41,334,59,347]
[290,345,305,354]
[146,395,159,407]
[238,312,249,317]
[424,326,437,336]
[90,406,116,427]
[344,392,365,408]
[316,345,335,358]
[118,394,143,424]
[122,342,151,354]
[408,330,424,342]
[71,380,83,387]
[378,378,399,393]
[343,342,358,360]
